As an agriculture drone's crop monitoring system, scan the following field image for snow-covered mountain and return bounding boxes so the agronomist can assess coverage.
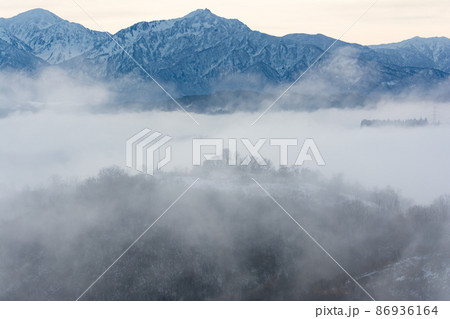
[371,37,450,73]
[0,8,108,64]
[0,8,449,98]
[0,27,46,71]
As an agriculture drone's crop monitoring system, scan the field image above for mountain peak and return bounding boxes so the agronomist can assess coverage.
[180,8,250,32]
[7,8,62,29]
[185,8,214,18]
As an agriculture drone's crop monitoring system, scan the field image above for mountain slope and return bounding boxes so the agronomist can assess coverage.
[359,255,450,300]
[370,37,450,73]
[0,8,108,64]
[68,9,448,97]
[74,9,331,93]
[0,35,46,71]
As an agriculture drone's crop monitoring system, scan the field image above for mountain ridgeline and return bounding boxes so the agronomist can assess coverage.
[1,8,449,110]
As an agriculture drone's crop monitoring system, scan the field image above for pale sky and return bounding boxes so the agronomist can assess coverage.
[1,0,449,45]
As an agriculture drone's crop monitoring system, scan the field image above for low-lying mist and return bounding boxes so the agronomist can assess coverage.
[1,82,449,204]
[1,68,449,300]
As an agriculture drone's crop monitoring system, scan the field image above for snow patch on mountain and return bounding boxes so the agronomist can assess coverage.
[359,254,450,300]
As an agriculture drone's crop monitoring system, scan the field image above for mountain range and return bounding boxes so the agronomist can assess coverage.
[1,8,449,106]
